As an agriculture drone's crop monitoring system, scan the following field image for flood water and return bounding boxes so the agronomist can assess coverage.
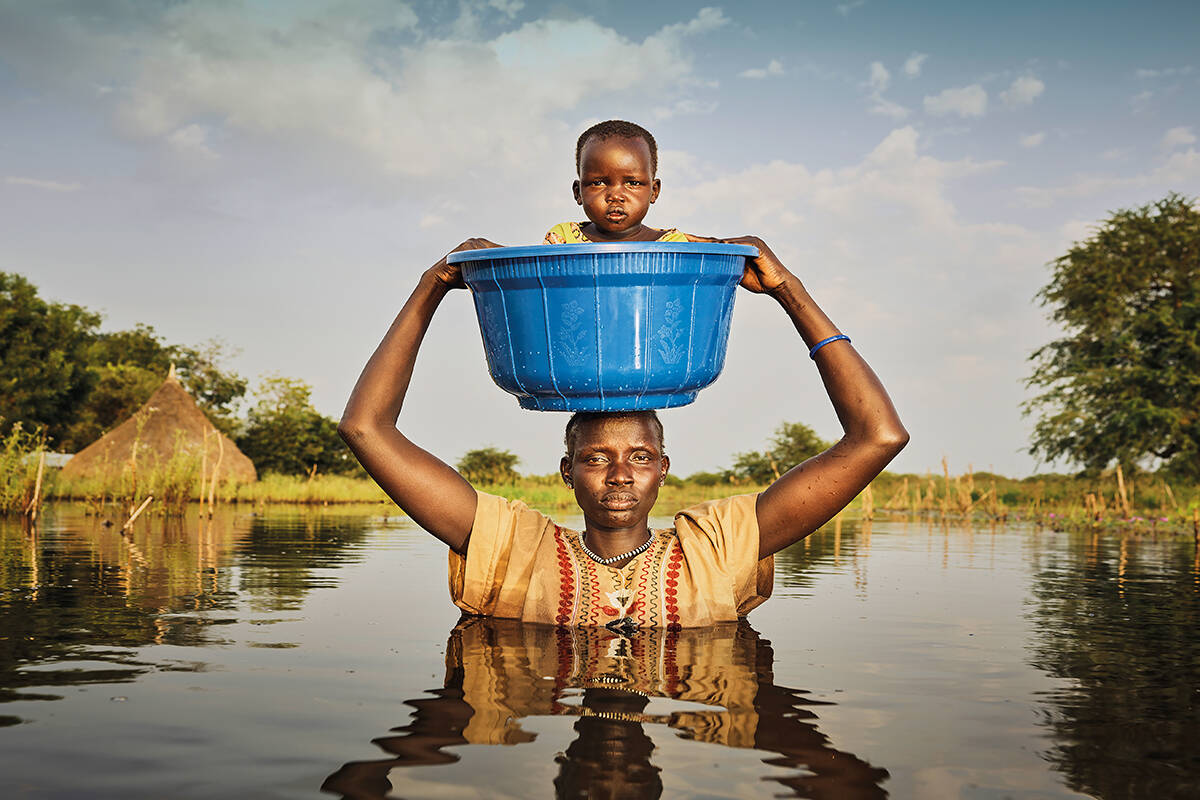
[1,504,1197,799]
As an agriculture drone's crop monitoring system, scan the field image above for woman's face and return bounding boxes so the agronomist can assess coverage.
[573,136,661,241]
[560,416,669,533]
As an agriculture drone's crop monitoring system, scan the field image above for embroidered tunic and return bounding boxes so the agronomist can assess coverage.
[449,491,774,629]
[543,221,690,244]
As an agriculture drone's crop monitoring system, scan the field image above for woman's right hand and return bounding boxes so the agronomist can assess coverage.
[427,238,502,289]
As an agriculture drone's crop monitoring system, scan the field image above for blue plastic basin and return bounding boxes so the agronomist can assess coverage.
[447,242,757,411]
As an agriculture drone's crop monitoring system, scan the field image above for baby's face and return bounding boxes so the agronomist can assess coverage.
[573,136,660,241]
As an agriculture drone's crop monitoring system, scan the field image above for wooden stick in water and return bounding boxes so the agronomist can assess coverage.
[123,496,154,531]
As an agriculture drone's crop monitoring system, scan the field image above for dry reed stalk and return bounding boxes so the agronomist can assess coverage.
[884,478,907,509]
[199,429,208,504]
[862,484,874,520]
[1163,482,1178,510]
[954,475,974,514]
[123,495,154,531]
[1115,463,1131,518]
[208,434,224,516]
[941,457,951,512]
[24,450,46,522]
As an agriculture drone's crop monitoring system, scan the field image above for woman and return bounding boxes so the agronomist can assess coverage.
[338,236,907,629]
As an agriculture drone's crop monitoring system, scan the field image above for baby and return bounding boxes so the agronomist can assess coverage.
[544,120,689,244]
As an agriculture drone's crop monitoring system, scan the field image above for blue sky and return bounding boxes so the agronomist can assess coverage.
[2,0,1197,477]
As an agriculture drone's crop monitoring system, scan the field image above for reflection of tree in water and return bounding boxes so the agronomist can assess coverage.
[0,507,374,725]
[236,511,373,611]
[324,617,889,799]
[1027,532,1200,799]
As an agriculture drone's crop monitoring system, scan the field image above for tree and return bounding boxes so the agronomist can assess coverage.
[1025,194,1200,478]
[237,377,355,476]
[731,421,831,485]
[0,273,100,446]
[456,447,520,485]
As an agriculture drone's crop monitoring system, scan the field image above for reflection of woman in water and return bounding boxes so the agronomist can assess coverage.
[322,619,889,799]
[339,237,908,627]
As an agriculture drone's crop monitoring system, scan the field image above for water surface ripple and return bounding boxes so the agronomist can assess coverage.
[1,506,1197,798]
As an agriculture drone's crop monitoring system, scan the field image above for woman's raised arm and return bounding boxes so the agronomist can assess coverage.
[338,239,500,554]
[719,236,909,558]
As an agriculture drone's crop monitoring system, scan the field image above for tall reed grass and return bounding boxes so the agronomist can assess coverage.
[0,423,46,515]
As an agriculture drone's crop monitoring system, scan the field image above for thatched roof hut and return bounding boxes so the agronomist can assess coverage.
[62,371,256,483]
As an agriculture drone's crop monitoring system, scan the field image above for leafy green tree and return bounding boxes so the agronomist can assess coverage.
[237,376,355,476]
[456,447,520,485]
[0,273,100,446]
[731,421,831,484]
[1025,194,1200,478]
[83,325,247,439]
[685,470,734,486]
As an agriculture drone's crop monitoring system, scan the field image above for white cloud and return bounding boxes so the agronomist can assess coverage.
[0,3,727,183]
[869,95,910,119]
[835,0,865,15]
[418,213,445,229]
[739,58,784,79]
[659,6,729,37]
[5,176,83,192]
[1017,147,1200,208]
[1162,126,1197,149]
[1135,65,1194,79]
[167,123,218,159]
[652,98,719,120]
[1019,132,1045,148]
[487,0,524,17]
[1131,90,1154,111]
[903,52,928,77]
[924,85,988,118]
[863,61,907,118]
[868,61,890,92]
[1000,75,1044,108]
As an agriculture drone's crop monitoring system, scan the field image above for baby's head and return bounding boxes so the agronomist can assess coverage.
[572,120,662,241]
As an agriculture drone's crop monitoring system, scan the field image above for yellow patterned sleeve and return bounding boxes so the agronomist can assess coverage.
[673,494,774,616]
[449,490,554,618]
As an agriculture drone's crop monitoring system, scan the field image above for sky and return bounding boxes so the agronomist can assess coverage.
[2,0,1198,479]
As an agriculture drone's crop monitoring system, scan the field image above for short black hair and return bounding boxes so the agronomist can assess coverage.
[575,120,658,176]
[563,411,665,460]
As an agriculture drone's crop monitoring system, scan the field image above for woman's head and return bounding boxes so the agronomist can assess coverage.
[560,411,669,531]
[572,120,661,241]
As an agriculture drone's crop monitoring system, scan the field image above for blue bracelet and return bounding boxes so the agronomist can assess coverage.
[809,334,850,360]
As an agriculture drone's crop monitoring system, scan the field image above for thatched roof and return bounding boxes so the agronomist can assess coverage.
[62,373,256,483]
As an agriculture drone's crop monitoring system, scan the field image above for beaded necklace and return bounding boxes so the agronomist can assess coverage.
[580,532,653,566]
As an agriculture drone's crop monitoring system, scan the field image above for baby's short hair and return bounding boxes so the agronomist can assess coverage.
[575,120,658,176]
[563,411,665,460]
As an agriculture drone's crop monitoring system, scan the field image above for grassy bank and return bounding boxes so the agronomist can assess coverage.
[11,448,1200,537]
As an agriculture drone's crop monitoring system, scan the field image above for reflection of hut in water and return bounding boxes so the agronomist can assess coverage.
[61,368,256,483]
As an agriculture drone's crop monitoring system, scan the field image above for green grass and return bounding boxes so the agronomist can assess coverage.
[0,423,46,514]
[24,457,1200,536]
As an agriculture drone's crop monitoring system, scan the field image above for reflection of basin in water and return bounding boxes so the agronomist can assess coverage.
[448,242,757,411]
